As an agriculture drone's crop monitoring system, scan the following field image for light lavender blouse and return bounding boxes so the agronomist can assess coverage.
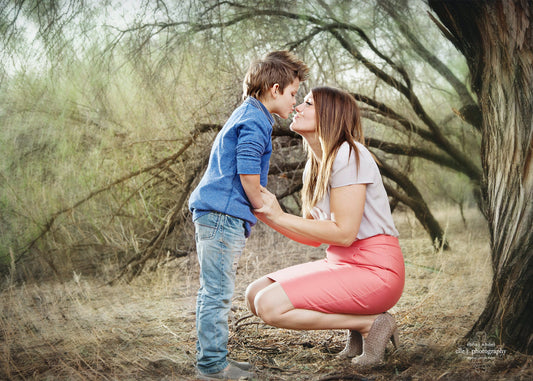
[309,141,399,239]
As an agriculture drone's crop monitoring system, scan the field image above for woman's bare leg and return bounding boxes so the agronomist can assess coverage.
[254,282,378,337]
[245,276,274,316]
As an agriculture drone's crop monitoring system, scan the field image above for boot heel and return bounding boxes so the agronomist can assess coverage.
[390,328,399,349]
[337,330,363,358]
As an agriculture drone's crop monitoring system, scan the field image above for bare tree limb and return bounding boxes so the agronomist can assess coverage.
[366,137,471,177]
[377,0,479,119]
[177,4,482,185]
[353,93,435,142]
[379,159,449,249]
[15,123,218,265]
[109,162,202,284]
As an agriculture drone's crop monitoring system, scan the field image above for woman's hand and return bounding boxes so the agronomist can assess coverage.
[254,187,321,247]
[254,187,283,222]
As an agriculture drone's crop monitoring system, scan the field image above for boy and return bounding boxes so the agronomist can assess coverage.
[188,51,309,380]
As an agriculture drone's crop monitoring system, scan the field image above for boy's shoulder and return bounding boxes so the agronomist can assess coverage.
[229,98,274,127]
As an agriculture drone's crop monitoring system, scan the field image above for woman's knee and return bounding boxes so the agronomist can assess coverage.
[244,283,257,314]
[245,277,273,315]
[254,289,276,325]
[255,284,292,327]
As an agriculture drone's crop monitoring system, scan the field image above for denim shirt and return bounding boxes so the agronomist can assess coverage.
[188,97,274,237]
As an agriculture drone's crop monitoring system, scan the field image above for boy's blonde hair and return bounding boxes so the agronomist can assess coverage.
[243,51,309,100]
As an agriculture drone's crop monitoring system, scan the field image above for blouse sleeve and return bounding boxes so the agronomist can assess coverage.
[330,142,375,188]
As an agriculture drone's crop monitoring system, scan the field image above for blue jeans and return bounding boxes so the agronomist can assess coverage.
[194,212,246,374]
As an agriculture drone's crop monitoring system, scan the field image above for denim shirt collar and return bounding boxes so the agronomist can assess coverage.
[245,96,275,126]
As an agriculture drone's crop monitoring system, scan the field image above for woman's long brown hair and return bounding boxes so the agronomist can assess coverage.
[301,87,365,218]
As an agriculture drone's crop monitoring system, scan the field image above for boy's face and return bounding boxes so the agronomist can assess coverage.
[270,78,300,119]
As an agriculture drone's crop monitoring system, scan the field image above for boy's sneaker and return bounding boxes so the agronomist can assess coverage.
[197,361,253,380]
[228,358,252,371]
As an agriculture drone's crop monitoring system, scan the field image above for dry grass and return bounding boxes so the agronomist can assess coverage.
[1,208,531,380]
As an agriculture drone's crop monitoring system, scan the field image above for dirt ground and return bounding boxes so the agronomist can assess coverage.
[1,208,531,380]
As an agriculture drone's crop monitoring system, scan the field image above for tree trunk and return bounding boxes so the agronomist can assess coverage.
[428,0,533,353]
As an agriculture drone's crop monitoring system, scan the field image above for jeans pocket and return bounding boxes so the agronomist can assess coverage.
[195,212,221,241]
[223,215,246,240]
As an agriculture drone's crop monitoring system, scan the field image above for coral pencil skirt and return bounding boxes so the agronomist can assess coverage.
[267,234,405,315]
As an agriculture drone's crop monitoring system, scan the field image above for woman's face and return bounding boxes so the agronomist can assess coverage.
[290,91,316,135]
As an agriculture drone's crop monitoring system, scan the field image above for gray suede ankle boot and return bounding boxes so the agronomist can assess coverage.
[352,312,399,367]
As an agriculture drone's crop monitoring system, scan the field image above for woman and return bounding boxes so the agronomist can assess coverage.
[246,86,405,366]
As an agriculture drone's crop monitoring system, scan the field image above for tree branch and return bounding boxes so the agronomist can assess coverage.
[180,4,482,183]
[353,93,435,142]
[366,137,471,176]
[15,123,218,265]
[325,27,481,181]
[378,158,449,249]
[377,0,479,115]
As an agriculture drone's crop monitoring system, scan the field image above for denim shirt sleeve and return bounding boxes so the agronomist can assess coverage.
[236,118,270,175]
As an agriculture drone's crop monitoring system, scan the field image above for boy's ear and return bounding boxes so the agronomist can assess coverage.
[270,83,280,98]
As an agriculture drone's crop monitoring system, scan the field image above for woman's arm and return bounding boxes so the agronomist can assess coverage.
[255,211,322,247]
[241,175,320,246]
[256,184,366,247]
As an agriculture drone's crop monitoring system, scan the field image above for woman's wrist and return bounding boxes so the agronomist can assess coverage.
[274,211,290,226]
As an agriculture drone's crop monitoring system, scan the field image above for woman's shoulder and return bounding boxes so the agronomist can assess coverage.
[330,140,376,186]
[335,140,373,163]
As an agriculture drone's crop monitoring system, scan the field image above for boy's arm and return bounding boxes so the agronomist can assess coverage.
[240,174,263,209]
